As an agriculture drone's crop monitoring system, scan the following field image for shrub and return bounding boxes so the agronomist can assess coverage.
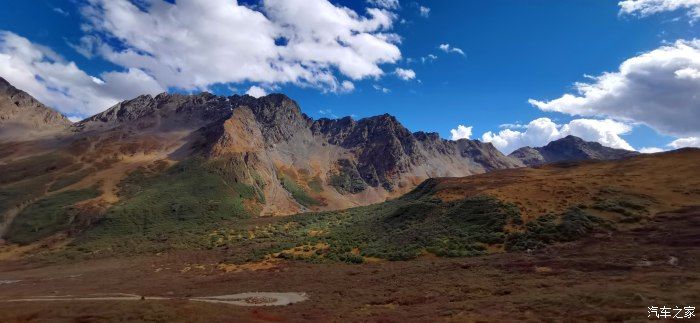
[71,158,255,255]
[5,188,100,245]
[505,208,608,251]
[328,159,367,193]
[279,173,323,207]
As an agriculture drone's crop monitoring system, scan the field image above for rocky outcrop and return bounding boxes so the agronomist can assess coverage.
[311,115,523,191]
[509,135,639,166]
[0,77,71,141]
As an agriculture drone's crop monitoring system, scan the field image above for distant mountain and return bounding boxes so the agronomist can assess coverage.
[0,77,71,142]
[509,135,639,166]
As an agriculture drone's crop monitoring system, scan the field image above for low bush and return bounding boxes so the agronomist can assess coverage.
[5,188,100,244]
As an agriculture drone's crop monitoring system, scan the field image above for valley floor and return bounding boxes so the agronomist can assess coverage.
[0,207,698,322]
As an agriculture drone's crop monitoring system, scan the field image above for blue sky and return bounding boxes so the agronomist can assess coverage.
[0,0,698,153]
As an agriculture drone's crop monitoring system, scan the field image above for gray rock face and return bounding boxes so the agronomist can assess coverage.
[311,114,523,190]
[509,135,639,166]
[0,77,71,141]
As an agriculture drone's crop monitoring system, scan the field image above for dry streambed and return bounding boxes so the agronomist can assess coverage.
[2,292,308,307]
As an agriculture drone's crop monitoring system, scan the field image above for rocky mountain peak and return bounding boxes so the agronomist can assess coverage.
[0,77,71,141]
[509,135,639,166]
[0,76,12,90]
[73,91,308,137]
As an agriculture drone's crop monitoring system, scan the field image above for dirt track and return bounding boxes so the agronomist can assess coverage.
[3,292,308,307]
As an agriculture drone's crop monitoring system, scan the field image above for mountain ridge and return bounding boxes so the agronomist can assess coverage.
[0,78,521,219]
[0,77,71,142]
[509,135,640,166]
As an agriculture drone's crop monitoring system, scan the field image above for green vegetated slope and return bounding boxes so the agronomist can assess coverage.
[7,155,641,264]
[277,170,324,207]
[50,157,621,262]
[70,158,262,255]
[216,185,614,264]
[5,188,101,244]
[0,152,77,215]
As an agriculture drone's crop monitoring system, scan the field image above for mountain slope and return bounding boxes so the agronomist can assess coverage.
[62,91,522,215]
[0,80,524,245]
[232,148,700,262]
[39,147,695,261]
[509,135,639,166]
[0,77,71,142]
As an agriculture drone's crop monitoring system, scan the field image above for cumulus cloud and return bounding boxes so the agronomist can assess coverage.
[340,80,355,92]
[77,0,402,93]
[367,0,399,10]
[439,43,465,56]
[481,118,635,154]
[529,39,700,137]
[668,136,700,148]
[419,6,430,17]
[619,0,700,20]
[0,31,163,116]
[450,125,473,140]
[245,86,267,98]
[639,147,665,153]
[394,67,416,80]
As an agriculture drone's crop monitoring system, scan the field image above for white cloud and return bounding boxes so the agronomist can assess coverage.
[52,7,69,17]
[420,54,437,63]
[318,108,339,118]
[439,43,465,56]
[367,0,399,10]
[482,118,560,154]
[78,0,402,93]
[373,84,390,93]
[639,147,665,153]
[419,6,430,17]
[245,86,267,98]
[561,119,635,150]
[529,39,700,137]
[0,31,163,116]
[675,67,700,79]
[394,67,416,80]
[619,0,700,20]
[481,118,635,154]
[450,125,473,140]
[67,116,82,123]
[667,136,700,148]
[499,122,527,129]
[341,80,355,92]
